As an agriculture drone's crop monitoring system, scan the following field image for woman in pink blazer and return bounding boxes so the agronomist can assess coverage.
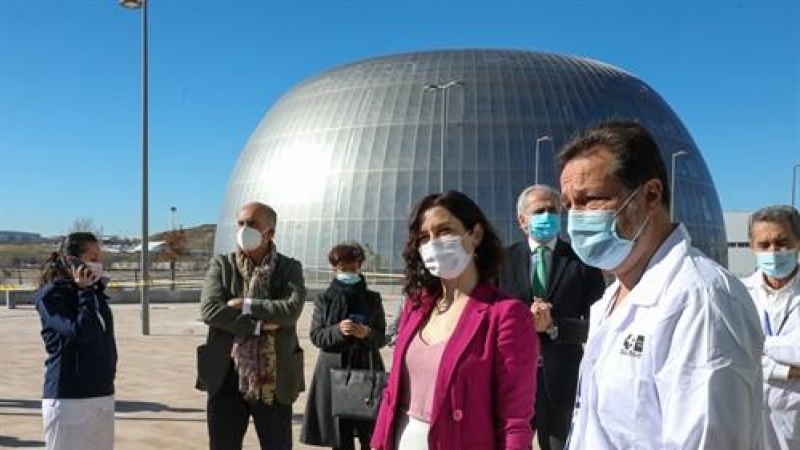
[371,191,539,450]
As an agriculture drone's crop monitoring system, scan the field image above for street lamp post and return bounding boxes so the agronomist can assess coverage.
[534,135,552,185]
[792,164,800,208]
[670,150,688,222]
[120,0,150,335]
[170,206,177,231]
[423,80,464,191]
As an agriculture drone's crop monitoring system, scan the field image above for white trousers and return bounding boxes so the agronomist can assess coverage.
[42,395,115,450]
[395,414,430,450]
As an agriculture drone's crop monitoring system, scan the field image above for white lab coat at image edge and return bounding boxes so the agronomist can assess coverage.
[567,225,764,450]
[742,270,800,441]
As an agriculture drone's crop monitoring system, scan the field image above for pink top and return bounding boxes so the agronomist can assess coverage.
[370,284,539,450]
[399,332,448,422]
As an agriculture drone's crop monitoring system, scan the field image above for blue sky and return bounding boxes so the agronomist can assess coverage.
[1,0,797,237]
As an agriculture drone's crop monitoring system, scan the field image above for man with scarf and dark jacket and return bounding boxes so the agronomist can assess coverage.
[198,202,306,450]
[301,243,386,450]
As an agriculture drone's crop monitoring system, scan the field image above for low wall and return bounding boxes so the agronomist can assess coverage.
[5,283,403,309]
[4,288,204,308]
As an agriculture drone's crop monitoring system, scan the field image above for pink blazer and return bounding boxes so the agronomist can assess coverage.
[370,283,539,450]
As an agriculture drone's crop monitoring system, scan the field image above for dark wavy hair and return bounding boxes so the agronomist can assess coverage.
[39,232,99,287]
[402,191,504,306]
[328,242,365,266]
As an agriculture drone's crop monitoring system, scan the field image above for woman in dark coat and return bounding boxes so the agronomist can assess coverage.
[34,232,117,450]
[301,242,386,450]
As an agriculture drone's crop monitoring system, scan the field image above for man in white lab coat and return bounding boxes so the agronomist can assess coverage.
[742,205,800,450]
[558,120,764,450]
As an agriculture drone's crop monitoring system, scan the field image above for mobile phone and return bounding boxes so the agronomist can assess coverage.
[63,255,86,272]
[348,314,366,324]
[63,255,96,282]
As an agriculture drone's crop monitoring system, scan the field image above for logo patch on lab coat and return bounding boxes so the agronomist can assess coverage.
[620,334,645,358]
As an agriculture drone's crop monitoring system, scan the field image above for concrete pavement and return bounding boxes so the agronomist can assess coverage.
[1,299,541,450]
[1,301,396,450]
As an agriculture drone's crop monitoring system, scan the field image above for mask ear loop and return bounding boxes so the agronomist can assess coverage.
[611,185,650,243]
[629,181,660,243]
[612,185,643,220]
[629,215,651,243]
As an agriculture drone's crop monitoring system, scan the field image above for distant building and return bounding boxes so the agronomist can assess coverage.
[130,241,166,253]
[724,211,755,277]
[0,231,43,244]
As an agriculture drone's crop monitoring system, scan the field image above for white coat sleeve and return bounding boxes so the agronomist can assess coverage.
[762,355,792,381]
[655,287,763,450]
[764,334,800,367]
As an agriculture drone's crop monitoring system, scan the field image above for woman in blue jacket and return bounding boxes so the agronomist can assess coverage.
[34,232,117,450]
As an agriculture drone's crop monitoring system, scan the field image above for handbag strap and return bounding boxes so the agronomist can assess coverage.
[345,342,376,368]
[343,343,379,386]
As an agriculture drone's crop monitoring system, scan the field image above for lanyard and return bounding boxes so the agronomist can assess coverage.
[763,302,793,336]
[763,309,773,336]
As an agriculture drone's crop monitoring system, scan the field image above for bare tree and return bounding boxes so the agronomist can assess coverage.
[160,229,188,289]
[68,217,103,237]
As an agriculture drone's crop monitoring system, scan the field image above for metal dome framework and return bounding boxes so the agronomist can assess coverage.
[215,49,726,277]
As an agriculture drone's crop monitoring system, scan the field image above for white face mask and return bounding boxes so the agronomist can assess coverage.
[418,234,472,280]
[236,226,265,252]
[84,261,103,281]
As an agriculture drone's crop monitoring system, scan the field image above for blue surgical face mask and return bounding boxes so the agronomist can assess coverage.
[567,187,649,271]
[335,272,361,284]
[529,212,561,243]
[756,250,798,280]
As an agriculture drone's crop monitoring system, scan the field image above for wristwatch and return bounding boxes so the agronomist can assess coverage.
[546,323,559,340]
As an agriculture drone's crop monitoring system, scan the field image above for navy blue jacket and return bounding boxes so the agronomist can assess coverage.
[35,278,117,399]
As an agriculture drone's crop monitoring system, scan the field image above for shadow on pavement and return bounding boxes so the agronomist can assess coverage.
[116,401,204,413]
[0,398,39,409]
[0,435,45,447]
[0,398,205,415]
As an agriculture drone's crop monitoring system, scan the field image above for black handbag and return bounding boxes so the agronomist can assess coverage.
[195,344,209,391]
[330,350,387,421]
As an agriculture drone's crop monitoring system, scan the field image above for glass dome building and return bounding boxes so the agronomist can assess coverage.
[215,49,726,277]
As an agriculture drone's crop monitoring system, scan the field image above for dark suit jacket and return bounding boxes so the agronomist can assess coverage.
[498,238,606,407]
[197,252,306,404]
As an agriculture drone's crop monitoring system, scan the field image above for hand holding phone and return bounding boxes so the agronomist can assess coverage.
[70,266,95,289]
[348,313,366,324]
[64,255,97,287]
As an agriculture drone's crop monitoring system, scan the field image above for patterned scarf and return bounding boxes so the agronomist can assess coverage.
[231,243,278,404]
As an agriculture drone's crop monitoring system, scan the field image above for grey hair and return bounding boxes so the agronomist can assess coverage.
[516,184,561,215]
[748,205,800,240]
[242,202,278,229]
[264,205,277,229]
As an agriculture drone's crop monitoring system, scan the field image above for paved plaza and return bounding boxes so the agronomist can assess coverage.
[1,298,542,450]
[0,300,398,450]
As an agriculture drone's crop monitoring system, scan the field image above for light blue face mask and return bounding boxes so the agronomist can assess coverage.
[335,272,361,284]
[567,187,649,271]
[756,250,798,279]
[529,212,561,243]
